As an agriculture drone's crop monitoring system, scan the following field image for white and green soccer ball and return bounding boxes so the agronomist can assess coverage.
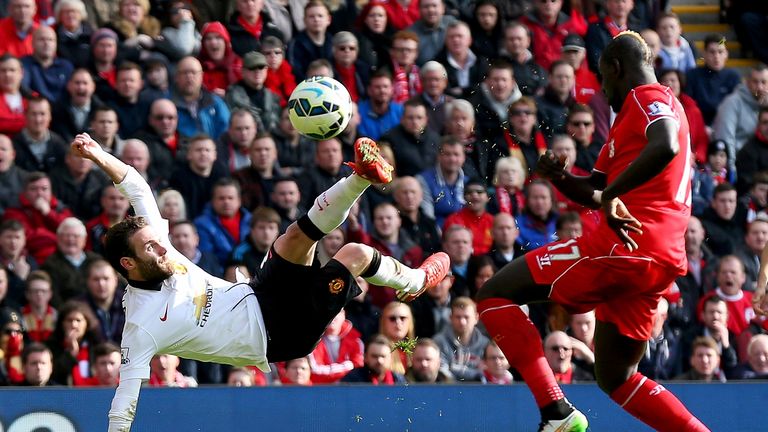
[288,76,353,140]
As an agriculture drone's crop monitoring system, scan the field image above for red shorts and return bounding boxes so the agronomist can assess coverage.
[525,237,677,340]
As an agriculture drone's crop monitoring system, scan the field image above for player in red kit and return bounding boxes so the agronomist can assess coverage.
[476,32,710,432]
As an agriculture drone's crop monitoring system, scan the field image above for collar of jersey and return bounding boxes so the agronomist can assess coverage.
[128,278,164,291]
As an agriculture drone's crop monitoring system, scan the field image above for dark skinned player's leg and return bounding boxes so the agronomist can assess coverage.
[596,321,710,432]
[476,258,575,422]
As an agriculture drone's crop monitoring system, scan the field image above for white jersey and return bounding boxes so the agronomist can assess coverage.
[108,168,268,431]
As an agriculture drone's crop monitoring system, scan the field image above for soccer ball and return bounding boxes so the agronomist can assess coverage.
[288,76,352,140]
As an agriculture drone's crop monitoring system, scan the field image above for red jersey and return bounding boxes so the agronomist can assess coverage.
[593,84,691,273]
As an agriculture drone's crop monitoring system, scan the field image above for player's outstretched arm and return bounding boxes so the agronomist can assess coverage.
[108,377,142,431]
[71,133,129,184]
[537,150,607,209]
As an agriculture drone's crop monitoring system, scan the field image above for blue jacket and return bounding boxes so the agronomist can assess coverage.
[173,88,231,139]
[686,66,741,124]
[358,99,404,141]
[417,167,466,227]
[21,56,74,101]
[194,204,252,267]
[515,211,557,252]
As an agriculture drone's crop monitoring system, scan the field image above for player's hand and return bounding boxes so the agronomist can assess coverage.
[601,196,642,252]
[754,284,768,316]
[71,133,103,161]
[536,150,567,180]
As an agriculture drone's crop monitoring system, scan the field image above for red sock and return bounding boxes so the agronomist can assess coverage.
[478,298,564,408]
[610,373,710,432]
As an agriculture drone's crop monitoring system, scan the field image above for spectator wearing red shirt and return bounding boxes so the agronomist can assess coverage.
[561,34,600,105]
[0,55,28,137]
[659,69,709,168]
[308,309,364,383]
[20,270,56,343]
[444,179,494,255]
[331,32,369,104]
[199,21,242,97]
[698,255,756,336]
[88,28,120,101]
[262,35,296,106]
[382,0,421,31]
[521,0,584,72]
[0,0,39,58]
[544,330,594,384]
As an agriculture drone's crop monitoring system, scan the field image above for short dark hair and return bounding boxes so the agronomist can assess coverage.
[703,33,726,50]
[0,219,24,235]
[702,295,726,309]
[22,342,52,365]
[370,68,393,82]
[691,336,719,354]
[658,68,687,90]
[414,337,439,352]
[556,211,582,231]
[25,269,52,288]
[85,258,114,279]
[403,97,426,111]
[439,134,464,151]
[213,176,242,196]
[117,61,143,75]
[568,104,594,119]
[24,171,49,187]
[365,334,392,353]
[250,206,281,227]
[93,342,121,360]
[104,216,150,278]
[753,170,768,187]
[713,182,736,197]
[92,104,117,118]
[170,219,197,234]
[549,59,572,74]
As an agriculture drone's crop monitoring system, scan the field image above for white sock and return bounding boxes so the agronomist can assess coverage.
[307,174,370,233]
[364,255,426,292]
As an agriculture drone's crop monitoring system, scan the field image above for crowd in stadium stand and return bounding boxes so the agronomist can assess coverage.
[1,0,768,388]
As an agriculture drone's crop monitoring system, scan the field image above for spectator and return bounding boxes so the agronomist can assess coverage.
[47,300,102,385]
[433,296,489,381]
[516,179,558,252]
[555,211,584,242]
[281,357,312,386]
[133,99,181,184]
[355,0,393,68]
[487,157,525,217]
[21,26,74,102]
[198,21,243,97]
[226,0,285,58]
[274,107,315,178]
[561,33,599,104]
[262,36,296,106]
[308,309,364,383]
[169,220,223,278]
[14,96,69,174]
[89,106,123,156]
[229,206,278,276]
[227,367,256,386]
[148,354,198,387]
[674,336,725,382]
[731,334,768,379]
[436,21,487,99]
[408,0,455,66]
[406,337,454,383]
[75,342,121,386]
[0,220,35,305]
[381,99,439,177]
[225,51,281,133]
[521,0,583,71]
[172,56,231,140]
[417,137,467,226]
[347,202,424,308]
[701,182,748,256]
[567,104,602,172]
[104,0,163,62]
[4,172,73,264]
[0,134,28,216]
[379,301,415,375]
[119,138,168,192]
[20,270,56,343]
[269,177,303,232]
[41,217,100,305]
[19,342,57,386]
[417,61,453,136]
[156,1,200,62]
[568,310,596,373]
[713,64,768,166]
[341,333,407,384]
[585,0,634,73]
[487,213,519,270]
[444,179,493,255]
[742,172,768,223]
[296,138,352,210]
[344,276,382,342]
[393,176,441,256]
[218,109,257,173]
[492,97,547,179]
[481,341,513,384]
[54,0,94,68]
[500,21,547,97]
[410,269,453,338]
[639,298,682,380]
[543,330,594,383]
[469,0,503,60]
[358,69,404,140]
[169,135,227,219]
[106,61,156,137]
[78,259,125,344]
[387,31,422,103]
[51,68,102,142]
[442,99,488,181]
[702,139,733,186]
[736,108,768,195]
[194,177,252,267]
[85,185,129,256]
[473,61,523,141]
[549,135,595,224]
[88,28,120,102]
[287,1,333,82]
[441,225,473,297]
[0,55,27,137]
[158,189,187,223]
[658,69,709,168]
[698,256,756,336]
[0,0,39,58]
[686,34,741,125]
[49,146,110,220]
[0,307,25,384]
[536,60,576,140]
[656,12,696,72]
[736,218,768,291]
[681,295,738,376]
[232,132,280,211]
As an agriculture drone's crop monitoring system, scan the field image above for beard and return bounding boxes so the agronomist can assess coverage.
[136,256,175,283]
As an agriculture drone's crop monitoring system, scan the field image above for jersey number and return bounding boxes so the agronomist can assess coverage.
[674,134,692,206]
[547,239,581,261]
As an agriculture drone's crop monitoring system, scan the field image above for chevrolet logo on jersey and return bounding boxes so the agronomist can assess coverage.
[193,282,214,327]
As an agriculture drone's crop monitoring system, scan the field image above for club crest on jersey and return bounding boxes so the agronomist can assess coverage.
[121,348,130,365]
[646,101,673,117]
[328,278,345,294]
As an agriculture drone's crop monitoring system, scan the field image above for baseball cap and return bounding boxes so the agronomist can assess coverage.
[562,34,585,52]
[243,51,268,69]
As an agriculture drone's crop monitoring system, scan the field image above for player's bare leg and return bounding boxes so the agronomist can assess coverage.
[476,258,588,432]
[595,321,710,432]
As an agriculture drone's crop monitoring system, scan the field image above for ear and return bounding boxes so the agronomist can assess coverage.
[120,257,136,272]
[611,57,624,78]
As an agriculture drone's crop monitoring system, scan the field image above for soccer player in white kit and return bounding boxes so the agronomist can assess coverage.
[70,133,450,431]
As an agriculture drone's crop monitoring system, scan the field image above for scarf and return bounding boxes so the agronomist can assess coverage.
[503,129,548,175]
[238,15,264,38]
[604,16,626,38]
[391,62,422,103]
[495,186,525,215]
[335,63,359,102]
